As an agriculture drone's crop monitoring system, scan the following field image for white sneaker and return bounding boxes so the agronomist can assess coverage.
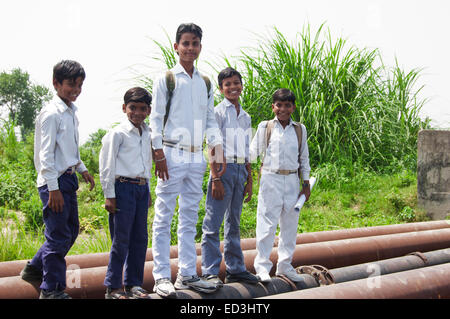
[277,269,304,282]
[174,274,217,294]
[153,278,176,298]
[257,272,272,283]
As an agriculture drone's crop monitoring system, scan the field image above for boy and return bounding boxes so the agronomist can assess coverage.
[200,67,259,287]
[149,23,225,298]
[21,60,95,299]
[250,88,311,283]
[99,87,153,299]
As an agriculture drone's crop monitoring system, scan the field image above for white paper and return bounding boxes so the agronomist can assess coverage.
[294,176,317,213]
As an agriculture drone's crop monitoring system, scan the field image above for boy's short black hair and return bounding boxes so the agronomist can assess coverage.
[124,87,152,107]
[218,67,242,88]
[272,88,296,104]
[175,23,203,43]
[53,60,86,84]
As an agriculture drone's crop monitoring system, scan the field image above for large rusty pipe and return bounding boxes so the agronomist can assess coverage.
[1,228,449,299]
[146,248,450,299]
[261,262,450,299]
[2,220,449,278]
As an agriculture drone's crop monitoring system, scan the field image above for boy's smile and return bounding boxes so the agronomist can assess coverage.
[53,77,84,106]
[220,75,242,106]
[174,32,202,66]
[123,101,150,128]
[272,100,296,123]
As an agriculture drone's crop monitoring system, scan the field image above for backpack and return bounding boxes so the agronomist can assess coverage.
[260,119,303,178]
[163,70,212,127]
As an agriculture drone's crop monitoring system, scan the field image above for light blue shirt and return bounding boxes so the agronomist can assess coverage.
[214,98,252,161]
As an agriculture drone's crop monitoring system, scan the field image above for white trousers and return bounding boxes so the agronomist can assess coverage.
[254,172,300,276]
[152,146,207,280]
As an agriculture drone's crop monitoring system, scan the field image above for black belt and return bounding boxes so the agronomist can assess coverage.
[65,166,77,175]
[117,176,148,185]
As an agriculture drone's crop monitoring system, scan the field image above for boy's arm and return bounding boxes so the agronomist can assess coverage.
[298,124,311,201]
[99,130,121,212]
[150,75,169,180]
[249,122,266,163]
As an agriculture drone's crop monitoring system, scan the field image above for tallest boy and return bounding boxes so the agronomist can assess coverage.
[150,23,225,298]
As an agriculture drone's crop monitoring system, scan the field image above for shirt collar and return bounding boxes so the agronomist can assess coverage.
[54,95,77,113]
[125,120,150,133]
[223,98,244,117]
[273,116,296,127]
[172,63,199,77]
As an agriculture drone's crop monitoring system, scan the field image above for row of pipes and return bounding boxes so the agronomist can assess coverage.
[0,220,449,299]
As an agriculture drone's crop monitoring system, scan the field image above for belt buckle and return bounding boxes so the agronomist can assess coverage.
[67,166,75,174]
[138,178,146,185]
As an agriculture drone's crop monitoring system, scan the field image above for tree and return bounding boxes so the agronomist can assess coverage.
[0,68,52,136]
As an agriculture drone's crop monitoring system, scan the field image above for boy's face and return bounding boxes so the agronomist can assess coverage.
[219,75,242,104]
[272,100,296,122]
[53,76,84,106]
[123,101,151,128]
[174,32,202,65]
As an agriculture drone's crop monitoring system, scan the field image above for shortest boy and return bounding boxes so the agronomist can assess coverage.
[99,87,153,299]
[250,88,311,283]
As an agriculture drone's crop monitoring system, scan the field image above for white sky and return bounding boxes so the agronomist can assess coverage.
[1,0,449,143]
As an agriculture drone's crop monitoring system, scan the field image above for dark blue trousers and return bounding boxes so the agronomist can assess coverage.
[104,180,149,289]
[30,172,79,291]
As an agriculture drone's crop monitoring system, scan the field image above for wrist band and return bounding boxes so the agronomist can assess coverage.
[155,156,166,162]
[212,177,221,182]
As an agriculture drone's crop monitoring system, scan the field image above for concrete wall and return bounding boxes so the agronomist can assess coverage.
[417,130,450,220]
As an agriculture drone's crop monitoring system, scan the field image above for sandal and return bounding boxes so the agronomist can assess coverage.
[125,286,151,299]
[105,288,130,299]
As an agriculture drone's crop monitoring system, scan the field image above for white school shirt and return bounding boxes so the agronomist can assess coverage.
[249,118,311,180]
[149,63,222,150]
[99,120,153,199]
[34,95,87,191]
[214,98,252,161]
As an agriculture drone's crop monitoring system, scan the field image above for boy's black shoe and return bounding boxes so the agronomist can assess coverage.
[225,271,259,284]
[20,261,43,282]
[39,289,72,299]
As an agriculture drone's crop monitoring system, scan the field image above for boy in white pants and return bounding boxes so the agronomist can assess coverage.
[250,88,311,283]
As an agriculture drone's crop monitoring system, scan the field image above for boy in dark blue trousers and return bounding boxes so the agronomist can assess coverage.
[21,60,95,299]
[99,87,153,299]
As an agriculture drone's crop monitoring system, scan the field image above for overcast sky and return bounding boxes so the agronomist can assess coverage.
[1,0,449,143]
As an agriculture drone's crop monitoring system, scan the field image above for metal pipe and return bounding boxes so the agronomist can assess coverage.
[2,220,448,278]
[147,248,450,299]
[261,262,450,299]
[1,228,449,299]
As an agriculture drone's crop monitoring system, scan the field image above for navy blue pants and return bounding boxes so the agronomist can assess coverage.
[30,172,79,291]
[104,180,149,289]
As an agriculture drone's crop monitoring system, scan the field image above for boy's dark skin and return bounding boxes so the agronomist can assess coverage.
[153,31,226,199]
[271,99,310,201]
[104,100,152,214]
[49,76,95,213]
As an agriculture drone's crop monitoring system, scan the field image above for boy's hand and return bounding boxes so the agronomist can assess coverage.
[243,182,252,202]
[81,171,95,191]
[211,179,225,200]
[209,145,226,178]
[154,149,169,181]
[299,182,311,202]
[105,198,116,214]
[48,190,64,213]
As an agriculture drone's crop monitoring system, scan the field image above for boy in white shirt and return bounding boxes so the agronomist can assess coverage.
[150,23,225,297]
[201,67,259,287]
[99,87,153,299]
[21,60,95,299]
[250,88,311,283]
